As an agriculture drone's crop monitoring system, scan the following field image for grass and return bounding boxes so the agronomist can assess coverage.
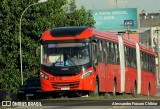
[0,106,15,109]
[35,93,158,102]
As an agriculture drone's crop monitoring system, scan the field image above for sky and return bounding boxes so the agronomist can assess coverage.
[75,0,160,13]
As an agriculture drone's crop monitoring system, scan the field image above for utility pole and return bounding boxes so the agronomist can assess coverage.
[127,25,130,39]
[116,0,118,8]
[124,20,133,39]
[156,26,160,85]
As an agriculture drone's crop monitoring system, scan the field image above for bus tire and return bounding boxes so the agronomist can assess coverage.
[26,96,29,100]
[132,83,137,97]
[89,80,99,96]
[147,84,151,96]
[112,80,116,96]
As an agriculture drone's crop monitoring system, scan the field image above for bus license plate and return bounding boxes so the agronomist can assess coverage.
[61,87,70,90]
[26,94,33,96]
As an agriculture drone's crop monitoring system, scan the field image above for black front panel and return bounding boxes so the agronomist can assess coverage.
[41,63,92,76]
[40,39,91,44]
[50,27,87,37]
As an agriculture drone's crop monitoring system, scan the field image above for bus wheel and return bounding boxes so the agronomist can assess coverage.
[147,84,151,96]
[89,80,99,96]
[132,83,137,97]
[112,81,116,96]
[26,96,29,101]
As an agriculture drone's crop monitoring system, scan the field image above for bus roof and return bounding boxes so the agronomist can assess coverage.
[41,26,93,40]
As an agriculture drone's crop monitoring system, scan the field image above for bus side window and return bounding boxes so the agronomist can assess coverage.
[96,40,101,62]
[115,43,120,64]
[92,41,98,66]
[140,52,143,70]
[106,42,110,63]
[102,41,106,63]
[92,42,95,60]
[124,46,127,66]
[143,52,145,71]
[149,55,152,73]
[125,46,129,67]
[130,48,136,68]
[142,52,145,71]
[145,54,148,71]
[144,53,147,71]
[108,42,114,63]
[147,54,149,72]
[127,47,130,67]
[99,40,104,62]
[111,43,115,63]
[112,43,116,63]
[133,49,137,68]
[103,41,108,64]
[153,56,156,73]
[151,55,155,73]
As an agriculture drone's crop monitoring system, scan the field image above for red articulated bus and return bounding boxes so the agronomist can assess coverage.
[39,26,157,96]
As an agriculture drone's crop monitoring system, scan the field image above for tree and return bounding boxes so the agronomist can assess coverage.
[66,0,95,27]
[0,0,95,93]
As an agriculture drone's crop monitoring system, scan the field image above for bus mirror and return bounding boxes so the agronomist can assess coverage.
[35,46,40,57]
[35,40,41,57]
[93,59,98,66]
[92,39,97,44]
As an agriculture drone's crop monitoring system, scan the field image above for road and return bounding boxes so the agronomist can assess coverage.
[20,106,160,109]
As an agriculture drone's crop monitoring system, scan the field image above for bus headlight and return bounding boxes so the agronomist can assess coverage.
[18,91,24,93]
[36,90,42,92]
[81,70,92,79]
[40,72,49,80]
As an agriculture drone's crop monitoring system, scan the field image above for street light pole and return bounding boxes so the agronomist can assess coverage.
[116,0,118,8]
[19,0,47,85]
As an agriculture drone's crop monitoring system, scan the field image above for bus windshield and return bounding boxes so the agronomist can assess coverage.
[41,42,91,67]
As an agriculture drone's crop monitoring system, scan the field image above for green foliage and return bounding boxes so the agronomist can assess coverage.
[0,0,95,93]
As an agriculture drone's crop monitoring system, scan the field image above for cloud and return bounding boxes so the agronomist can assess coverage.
[107,0,115,5]
[106,0,128,8]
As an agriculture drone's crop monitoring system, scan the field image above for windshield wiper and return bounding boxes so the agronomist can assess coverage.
[67,56,81,71]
